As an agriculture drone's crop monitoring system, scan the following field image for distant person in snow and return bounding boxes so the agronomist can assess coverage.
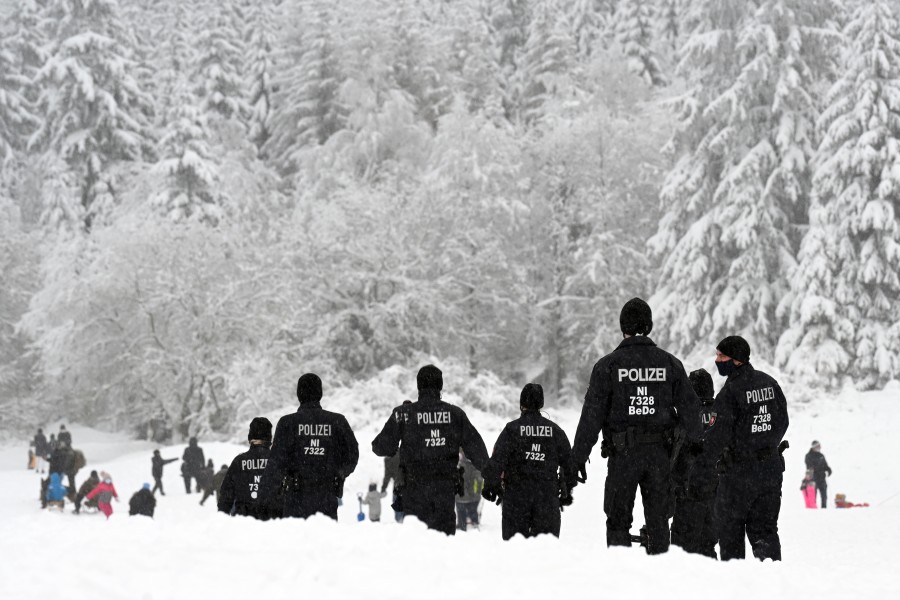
[151,450,178,496]
[74,470,100,514]
[805,441,832,508]
[48,433,58,455]
[197,459,216,505]
[698,336,789,561]
[362,482,387,522]
[482,384,575,540]
[260,374,359,520]
[34,429,48,473]
[58,424,72,448]
[456,449,483,532]
[181,437,206,494]
[200,464,229,506]
[218,417,273,519]
[670,368,719,558]
[86,471,119,519]
[49,441,77,491]
[129,483,156,517]
[373,365,488,536]
[45,472,68,510]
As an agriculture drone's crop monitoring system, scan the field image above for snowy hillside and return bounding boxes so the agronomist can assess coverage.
[2,385,899,599]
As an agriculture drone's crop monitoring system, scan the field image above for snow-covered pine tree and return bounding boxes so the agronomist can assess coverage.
[193,0,249,124]
[151,89,226,225]
[265,0,344,175]
[31,0,154,232]
[615,0,667,86]
[0,29,38,164]
[518,0,578,125]
[649,0,840,357]
[152,0,194,125]
[778,0,900,389]
[570,0,606,59]
[657,0,682,54]
[245,0,279,152]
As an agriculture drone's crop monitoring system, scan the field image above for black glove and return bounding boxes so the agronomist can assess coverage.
[576,463,587,484]
[482,480,502,505]
[558,479,573,507]
[600,439,613,459]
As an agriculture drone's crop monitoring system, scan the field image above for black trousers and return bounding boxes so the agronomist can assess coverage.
[183,475,201,493]
[152,477,165,495]
[715,460,783,561]
[403,478,456,535]
[501,480,560,541]
[815,478,827,508]
[671,491,717,558]
[604,444,671,554]
[283,484,338,520]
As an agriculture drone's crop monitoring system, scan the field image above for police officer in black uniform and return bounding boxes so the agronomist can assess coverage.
[701,336,789,561]
[263,374,359,520]
[670,368,718,558]
[218,417,273,518]
[372,365,489,535]
[572,298,701,554]
[483,383,576,540]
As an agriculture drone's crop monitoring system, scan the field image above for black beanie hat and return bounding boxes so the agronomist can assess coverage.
[416,365,443,391]
[248,417,273,442]
[688,368,714,399]
[620,298,653,335]
[297,373,323,404]
[717,336,751,363]
[520,383,544,410]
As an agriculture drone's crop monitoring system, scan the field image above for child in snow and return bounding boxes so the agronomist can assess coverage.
[801,469,817,509]
[45,472,68,510]
[362,483,387,522]
[86,471,119,519]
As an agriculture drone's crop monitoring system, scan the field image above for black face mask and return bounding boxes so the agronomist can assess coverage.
[715,360,736,377]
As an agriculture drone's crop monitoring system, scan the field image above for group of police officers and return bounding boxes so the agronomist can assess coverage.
[215,298,789,562]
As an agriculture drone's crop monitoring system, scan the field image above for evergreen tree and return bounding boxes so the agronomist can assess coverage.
[151,91,226,225]
[193,2,249,124]
[778,0,900,389]
[658,0,682,54]
[518,0,578,124]
[153,0,194,124]
[650,0,840,356]
[0,33,38,164]
[246,0,279,151]
[265,0,344,174]
[31,0,155,232]
[615,0,667,86]
[570,0,606,59]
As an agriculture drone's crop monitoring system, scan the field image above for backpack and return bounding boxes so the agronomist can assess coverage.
[72,449,86,471]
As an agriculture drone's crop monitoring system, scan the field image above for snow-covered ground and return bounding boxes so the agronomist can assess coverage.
[1,384,899,599]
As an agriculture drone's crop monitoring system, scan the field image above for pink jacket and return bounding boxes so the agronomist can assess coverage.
[86,481,118,504]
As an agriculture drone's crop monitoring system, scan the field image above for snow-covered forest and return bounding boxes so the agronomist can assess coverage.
[1,0,898,439]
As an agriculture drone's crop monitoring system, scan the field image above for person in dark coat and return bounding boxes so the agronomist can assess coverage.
[129,483,156,517]
[48,441,77,491]
[805,441,832,508]
[34,429,48,473]
[151,450,178,495]
[219,417,273,518]
[372,365,489,536]
[181,437,205,493]
[74,470,100,514]
[201,464,229,506]
[483,383,575,540]
[699,336,789,561]
[572,298,702,554]
[57,424,72,447]
[260,374,359,520]
[48,433,58,455]
[670,368,719,558]
[382,451,401,494]
[197,459,215,505]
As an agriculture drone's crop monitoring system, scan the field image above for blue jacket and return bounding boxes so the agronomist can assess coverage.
[46,473,67,502]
